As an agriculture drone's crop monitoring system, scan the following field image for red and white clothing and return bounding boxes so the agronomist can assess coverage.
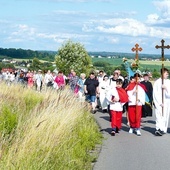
[126,82,145,128]
[106,87,128,131]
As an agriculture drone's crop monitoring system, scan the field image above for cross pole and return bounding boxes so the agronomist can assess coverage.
[155,39,170,116]
[131,43,142,118]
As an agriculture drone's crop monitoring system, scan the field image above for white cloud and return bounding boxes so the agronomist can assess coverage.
[147,0,170,26]
[83,18,148,36]
[4,24,36,43]
[37,32,91,46]
[146,13,159,24]
[53,10,87,15]
[97,36,119,44]
[82,16,170,40]
[105,37,119,44]
[11,24,36,36]
[153,0,170,17]
[6,37,23,43]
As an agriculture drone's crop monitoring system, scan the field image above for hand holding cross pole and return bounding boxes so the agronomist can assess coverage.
[155,39,170,116]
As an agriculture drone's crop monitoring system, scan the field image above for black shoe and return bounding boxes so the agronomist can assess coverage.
[102,109,107,113]
[96,105,100,109]
[111,131,115,136]
[92,110,96,114]
[116,127,119,133]
[161,131,166,134]
[155,129,163,136]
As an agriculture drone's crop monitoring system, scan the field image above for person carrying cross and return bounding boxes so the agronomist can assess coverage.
[126,73,146,136]
[153,68,170,136]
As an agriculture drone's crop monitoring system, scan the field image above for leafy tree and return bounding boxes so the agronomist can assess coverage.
[0,48,55,61]
[55,40,92,76]
[29,58,42,71]
[104,66,115,75]
[152,69,160,78]
[0,63,15,71]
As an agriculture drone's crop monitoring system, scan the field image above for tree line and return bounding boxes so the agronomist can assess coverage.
[0,41,162,78]
[0,48,56,62]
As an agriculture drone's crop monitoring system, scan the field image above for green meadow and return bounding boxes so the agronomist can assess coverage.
[92,58,170,71]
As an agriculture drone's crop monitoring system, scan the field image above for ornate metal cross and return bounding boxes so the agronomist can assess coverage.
[131,44,142,60]
[155,39,170,63]
[155,39,170,116]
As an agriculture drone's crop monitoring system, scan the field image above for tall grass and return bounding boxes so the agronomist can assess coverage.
[0,83,102,170]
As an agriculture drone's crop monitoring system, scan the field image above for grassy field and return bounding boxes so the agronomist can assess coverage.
[92,58,170,71]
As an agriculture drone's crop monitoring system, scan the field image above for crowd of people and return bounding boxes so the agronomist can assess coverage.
[0,69,66,92]
[0,67,170,137]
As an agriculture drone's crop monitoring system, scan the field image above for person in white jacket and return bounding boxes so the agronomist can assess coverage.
[153,68,170,136]
[99,75,110,112]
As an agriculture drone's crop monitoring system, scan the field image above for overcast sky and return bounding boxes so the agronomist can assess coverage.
[1,0,170,54]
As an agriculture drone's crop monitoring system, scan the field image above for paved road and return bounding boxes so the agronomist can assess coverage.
[93,110,170,170]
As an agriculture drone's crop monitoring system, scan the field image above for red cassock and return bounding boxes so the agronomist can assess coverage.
[116,87,129,103]
[111,87,129,130]
[126,82,147,92]
[126,82,146,128]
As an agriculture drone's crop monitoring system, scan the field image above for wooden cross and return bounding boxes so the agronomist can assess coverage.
[131,44,142,60]
[155,39,170,116]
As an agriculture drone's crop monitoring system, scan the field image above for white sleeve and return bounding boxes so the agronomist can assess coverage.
[153,79,162,106]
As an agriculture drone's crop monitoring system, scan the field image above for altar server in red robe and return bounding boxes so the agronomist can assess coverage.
[106,79,128,136]
[126,73,146,136]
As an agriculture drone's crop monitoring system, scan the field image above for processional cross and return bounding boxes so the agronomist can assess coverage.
[131,43,143,60]
[155,39,170,116]
[131,44,142,115]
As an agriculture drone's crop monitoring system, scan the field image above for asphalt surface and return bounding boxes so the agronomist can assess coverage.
[93,109,170,170]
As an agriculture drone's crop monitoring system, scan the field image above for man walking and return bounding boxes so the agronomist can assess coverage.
[153,68,170,136]
[84,72,99,114]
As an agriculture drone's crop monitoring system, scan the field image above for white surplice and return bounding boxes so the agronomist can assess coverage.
[153,78,170,133]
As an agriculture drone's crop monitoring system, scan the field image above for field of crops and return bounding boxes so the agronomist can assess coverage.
[92,58,170,71]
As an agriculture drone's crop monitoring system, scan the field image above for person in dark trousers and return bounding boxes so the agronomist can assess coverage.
[140,73,153,117]
[84,72,99,114]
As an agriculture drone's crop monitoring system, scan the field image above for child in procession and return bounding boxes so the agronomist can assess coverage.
[106,79,128,136]
[126,73,146,136]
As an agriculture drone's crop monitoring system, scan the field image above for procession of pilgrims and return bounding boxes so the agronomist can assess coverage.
[96,69,154,137]
[1,64,170,137]
[95,60,170,137]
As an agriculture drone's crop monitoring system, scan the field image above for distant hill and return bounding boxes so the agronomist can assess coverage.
[0,48,56,62]
[88,51,170,59]
[0,47,170,61]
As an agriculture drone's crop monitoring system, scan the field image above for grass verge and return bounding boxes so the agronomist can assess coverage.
[0,83,102,170]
